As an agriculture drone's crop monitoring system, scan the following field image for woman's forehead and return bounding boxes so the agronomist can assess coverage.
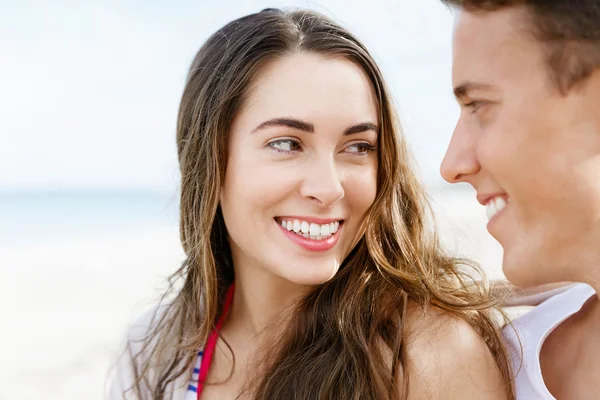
[236,52,379,130]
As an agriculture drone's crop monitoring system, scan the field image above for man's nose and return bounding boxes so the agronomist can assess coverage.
[440,120,481,184]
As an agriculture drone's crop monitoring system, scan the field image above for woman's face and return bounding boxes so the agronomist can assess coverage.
[220,52,379,286]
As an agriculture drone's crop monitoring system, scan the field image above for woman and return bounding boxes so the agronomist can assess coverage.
[110,8,514,399]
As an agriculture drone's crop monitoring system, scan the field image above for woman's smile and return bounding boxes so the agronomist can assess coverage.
[275,216,344,252]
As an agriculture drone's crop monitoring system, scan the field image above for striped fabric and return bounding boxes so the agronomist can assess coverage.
[184,351,204,399]
[185,285,234,399]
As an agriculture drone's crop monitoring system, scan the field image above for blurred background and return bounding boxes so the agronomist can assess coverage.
[0,0,504,398]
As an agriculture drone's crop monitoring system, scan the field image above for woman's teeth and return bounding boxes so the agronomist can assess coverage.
[279,219,340,240]
[486,196,508,221]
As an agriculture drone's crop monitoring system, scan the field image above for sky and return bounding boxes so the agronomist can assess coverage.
[0,0,460,192]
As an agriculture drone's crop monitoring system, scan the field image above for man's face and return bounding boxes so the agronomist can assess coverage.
[441,7,600,287]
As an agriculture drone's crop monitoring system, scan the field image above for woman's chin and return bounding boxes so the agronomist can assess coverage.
[275,263,340,287]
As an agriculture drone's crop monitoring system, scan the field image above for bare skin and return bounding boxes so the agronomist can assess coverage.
[442,6,600,398]
[405,306,507,400]
[200,304,508,400]
[540,297,600,400]
[200,51,506,399]
[203,50,379,399]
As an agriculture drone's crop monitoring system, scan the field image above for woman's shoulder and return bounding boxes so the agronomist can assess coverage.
[402,304,507,399]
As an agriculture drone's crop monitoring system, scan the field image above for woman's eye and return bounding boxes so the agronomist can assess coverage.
[268,139,302,153]
[344,142,377,155]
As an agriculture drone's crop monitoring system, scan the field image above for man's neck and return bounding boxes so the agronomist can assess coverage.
[540,290,600,399]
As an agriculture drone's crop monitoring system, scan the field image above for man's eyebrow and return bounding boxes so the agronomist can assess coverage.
[252,118,379,136]
[453,82,495,99]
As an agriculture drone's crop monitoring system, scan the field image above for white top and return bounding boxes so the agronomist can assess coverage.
[107,305,190,399]
[502,283,596,399]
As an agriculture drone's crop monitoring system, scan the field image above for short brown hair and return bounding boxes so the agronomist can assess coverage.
[442,0,600,93]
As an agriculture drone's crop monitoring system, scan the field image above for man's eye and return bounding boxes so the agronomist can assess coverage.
[465,100,485,113]
[268,139,302,153]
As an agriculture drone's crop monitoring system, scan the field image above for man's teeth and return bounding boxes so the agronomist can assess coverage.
[486,197,508,221]
[279,219,340,240]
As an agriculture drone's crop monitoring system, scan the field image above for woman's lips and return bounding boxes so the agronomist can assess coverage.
[276,219,343,252]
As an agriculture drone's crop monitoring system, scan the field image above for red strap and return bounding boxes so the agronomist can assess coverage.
[197,284,235,398]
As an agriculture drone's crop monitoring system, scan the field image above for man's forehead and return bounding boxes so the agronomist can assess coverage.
[453,7,528,55]
[451,7,540,88]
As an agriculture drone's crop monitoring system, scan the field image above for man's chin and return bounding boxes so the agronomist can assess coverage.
[502,249,546,288]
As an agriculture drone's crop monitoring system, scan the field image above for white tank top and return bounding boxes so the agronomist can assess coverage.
[502,283,596,399]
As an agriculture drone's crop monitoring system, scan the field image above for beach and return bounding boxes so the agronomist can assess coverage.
[0,185,504,399]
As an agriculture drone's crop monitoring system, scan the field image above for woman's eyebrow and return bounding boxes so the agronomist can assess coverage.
[344,122,379,136]
[252,118,379,135]
[252,118,314,133]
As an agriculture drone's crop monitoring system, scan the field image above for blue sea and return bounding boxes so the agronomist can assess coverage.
[0,190,180,248]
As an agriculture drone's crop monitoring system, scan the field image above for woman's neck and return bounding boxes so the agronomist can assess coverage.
[226,263,310,338]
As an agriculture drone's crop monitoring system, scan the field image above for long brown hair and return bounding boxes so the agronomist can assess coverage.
[129,8,514,399]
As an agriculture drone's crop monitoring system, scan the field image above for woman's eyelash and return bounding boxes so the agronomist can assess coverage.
[268,139,301,153]
[347,143,377,154]
[267,139,377,155]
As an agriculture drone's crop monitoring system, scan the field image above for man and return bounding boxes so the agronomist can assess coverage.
[439,1,600,399]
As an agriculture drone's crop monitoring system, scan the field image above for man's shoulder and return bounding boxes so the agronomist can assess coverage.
[504,283,595,329]
[502,283,596,350]
[501,283,597,398]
